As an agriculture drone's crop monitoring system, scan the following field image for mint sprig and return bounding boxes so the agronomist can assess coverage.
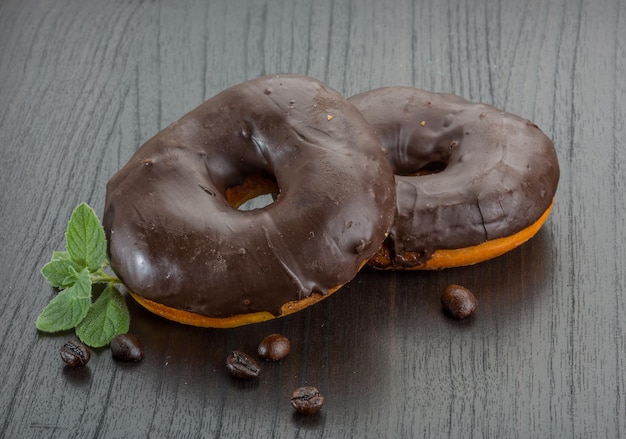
[36,203,130,348]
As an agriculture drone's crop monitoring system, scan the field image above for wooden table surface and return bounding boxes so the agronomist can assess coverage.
[1,0,624,437]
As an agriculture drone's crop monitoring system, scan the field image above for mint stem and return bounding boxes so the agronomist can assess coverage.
[90,271,122,285]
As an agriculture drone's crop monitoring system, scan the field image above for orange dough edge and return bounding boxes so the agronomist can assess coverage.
[129,282,343,328]
[383,199,555,270]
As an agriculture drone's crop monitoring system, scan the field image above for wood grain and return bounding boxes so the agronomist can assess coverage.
[1,0,624,437]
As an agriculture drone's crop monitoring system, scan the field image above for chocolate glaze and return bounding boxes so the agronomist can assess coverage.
[349,87,559,268]
[104,74,396,319]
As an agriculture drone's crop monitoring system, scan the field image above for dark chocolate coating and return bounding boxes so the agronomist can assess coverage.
[349,87,559,268]
[104,75,396,318]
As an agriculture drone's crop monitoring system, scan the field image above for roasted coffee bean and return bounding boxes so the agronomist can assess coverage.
[258,333,291,361]
[290,386,324,415]
[110,333,144,362]
[441,284,477,319]
[226,350,261,379]
[60,340,90,367]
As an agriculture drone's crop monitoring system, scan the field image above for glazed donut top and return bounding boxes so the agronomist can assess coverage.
[104,74,396,319]
[349,87,559,267]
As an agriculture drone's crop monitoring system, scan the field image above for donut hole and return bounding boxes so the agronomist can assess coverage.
[238,194,276,211]
[225,174,280,211]
[399,160,448,177]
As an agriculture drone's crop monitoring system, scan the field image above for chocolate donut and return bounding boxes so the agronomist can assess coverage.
[104,74,396,327]
[349,87,559,270]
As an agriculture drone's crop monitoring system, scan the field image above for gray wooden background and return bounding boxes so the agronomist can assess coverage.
[1,0,624,437]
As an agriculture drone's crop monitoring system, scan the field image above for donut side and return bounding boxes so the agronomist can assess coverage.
[368,199,554,270]
[127,274,350,328]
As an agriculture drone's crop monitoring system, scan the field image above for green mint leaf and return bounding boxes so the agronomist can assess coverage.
[52,250,70,259]
[41,251,82,288]
[76,285,130,348]
[36,268,92,332]
[66,203,107,272]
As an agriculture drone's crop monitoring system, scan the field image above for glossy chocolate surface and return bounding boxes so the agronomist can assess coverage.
[104,75,396,318]
[349,87,560,268]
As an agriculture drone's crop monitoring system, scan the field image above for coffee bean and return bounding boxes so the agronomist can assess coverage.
[110,333,144,362]
[441,284,477,319]
[226,350,261,379]
[290,386,324,415]
[258,334,291,361]
[60,340,90,367]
